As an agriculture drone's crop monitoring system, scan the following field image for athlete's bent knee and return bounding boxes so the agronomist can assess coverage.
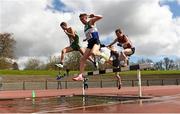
[62,49,66,54]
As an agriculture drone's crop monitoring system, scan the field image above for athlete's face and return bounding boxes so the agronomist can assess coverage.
[80,15,87,24]
[116,31,123,38]
[61,24,67,30]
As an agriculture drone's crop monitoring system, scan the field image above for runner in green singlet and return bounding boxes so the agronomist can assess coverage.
[55,22,96,68]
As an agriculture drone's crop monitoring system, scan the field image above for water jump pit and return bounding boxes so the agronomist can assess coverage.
[0,95,152,113]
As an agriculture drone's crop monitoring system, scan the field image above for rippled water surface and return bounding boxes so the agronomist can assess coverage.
[0,95,151,113]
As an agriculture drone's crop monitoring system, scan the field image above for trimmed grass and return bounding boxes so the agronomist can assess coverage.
[0,70,57,76]
[0,70,180,82]
[0,70,79,77]
[141,70,180,75]
[0,69,180,76]
[101,70,180,76]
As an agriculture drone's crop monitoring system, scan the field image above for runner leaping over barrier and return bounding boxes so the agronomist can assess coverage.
[81,63,154,97]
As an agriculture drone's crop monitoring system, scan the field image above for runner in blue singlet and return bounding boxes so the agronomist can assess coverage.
[73,13,108,81]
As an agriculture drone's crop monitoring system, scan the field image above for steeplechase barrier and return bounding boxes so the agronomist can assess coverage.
[82,63,154,97]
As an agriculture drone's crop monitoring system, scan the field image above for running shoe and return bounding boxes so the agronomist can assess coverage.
[55,62,63,68]
[72,74,84,81]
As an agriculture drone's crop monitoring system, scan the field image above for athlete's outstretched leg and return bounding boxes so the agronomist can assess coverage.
[79,47,98,68]
[91,44,109,61]
[120,48,133,67]
[73,49,91,81]
[55,47,73,68]
[115,72,122,89]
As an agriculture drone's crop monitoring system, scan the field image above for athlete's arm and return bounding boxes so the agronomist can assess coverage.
[89,14,103,26]
[64,27,76,37]
[108,38,118,47]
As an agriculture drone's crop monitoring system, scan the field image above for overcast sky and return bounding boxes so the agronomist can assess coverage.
[0,0,180,69]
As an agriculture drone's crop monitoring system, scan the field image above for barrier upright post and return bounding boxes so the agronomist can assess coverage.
[82,79,85,96]
[137,69,142,97]
[82,79,85,107]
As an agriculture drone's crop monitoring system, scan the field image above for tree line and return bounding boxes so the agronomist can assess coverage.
[0,33,18,70]
[0,32,180,70]
[136,57,180,70]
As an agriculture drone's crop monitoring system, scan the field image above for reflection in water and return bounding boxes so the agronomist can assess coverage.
[0,95,151,113]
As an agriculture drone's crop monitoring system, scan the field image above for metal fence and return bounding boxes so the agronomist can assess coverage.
[0,79,180,91]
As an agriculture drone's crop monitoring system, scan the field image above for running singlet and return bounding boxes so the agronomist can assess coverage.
[69,34,80,51]
[68,32,79,45]
[84,22,99,41]
[117,35,132,49]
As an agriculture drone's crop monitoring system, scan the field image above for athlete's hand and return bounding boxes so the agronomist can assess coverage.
[100,44,106,47]
[64,30,68,34]
[106,45,111,48]
[89,14,95,18]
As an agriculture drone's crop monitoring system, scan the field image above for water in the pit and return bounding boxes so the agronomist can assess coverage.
[0,95,151,113]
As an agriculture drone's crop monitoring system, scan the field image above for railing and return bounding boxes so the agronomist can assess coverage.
[0,79,179,91]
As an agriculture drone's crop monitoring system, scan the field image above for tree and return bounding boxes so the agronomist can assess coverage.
[64,51,81,70]
[137,58,146,64]
[0,58,12,69]
[0,33,16,69]
[155,60,164,70]
[163,57,170,70]
[175,59,180,70]
[63,51,95,71]
[45,56,58,70]
[169,59,175,70]
[137,58,153,64]
[24,58,44,70]
[145,59,153,63]
[0,33,16,58]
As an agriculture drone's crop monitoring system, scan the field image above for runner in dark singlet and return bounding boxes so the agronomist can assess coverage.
[108,28,135,67]
[55,22,96,68]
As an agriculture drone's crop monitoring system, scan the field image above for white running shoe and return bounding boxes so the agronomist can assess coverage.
[55,63,63,68]
[73,74,84,81]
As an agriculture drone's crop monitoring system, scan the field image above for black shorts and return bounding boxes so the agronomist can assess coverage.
[128,47,135,56]
[87,38,100,49]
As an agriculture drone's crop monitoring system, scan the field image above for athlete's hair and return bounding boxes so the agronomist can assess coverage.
[60,22,67,27]
[115,28,122,34]
[79,13,87,18]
